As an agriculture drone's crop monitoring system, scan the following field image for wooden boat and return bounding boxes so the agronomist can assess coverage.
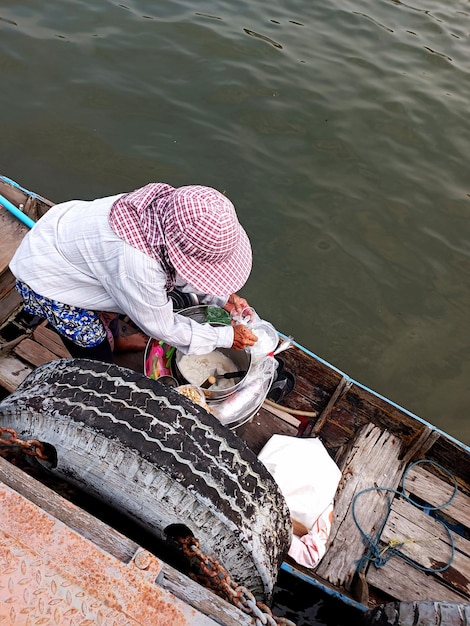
[0,175,469,623]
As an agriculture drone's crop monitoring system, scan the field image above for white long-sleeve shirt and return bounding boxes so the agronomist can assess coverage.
[9,194,234,354]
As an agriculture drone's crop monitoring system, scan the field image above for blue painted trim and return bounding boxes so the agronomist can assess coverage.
[0,192,35,229]
[0,175,43,200]
[278,332,470,453]
[280,562,367,612]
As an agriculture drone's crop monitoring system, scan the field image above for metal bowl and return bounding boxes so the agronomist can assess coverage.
[143,305,212,378]
[173,346,251,401]
[144,305,252,400]
[174,305,252,400]
[248,321,279,359]
[177,304,220,324]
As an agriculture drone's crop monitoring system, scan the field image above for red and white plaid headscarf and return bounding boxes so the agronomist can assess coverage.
[109,183,252,296]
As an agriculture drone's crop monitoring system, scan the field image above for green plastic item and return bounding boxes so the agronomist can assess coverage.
[205,306,231,325]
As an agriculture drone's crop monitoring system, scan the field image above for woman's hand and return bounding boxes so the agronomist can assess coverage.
[232,324,258,350]
[224,293,251,319]
[225,293,257,348]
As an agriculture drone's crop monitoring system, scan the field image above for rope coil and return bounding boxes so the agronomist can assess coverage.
[353,459,457,574]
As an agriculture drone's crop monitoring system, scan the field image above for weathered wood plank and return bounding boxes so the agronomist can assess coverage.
[404,465,470,530]
[13,337,61,367]
[366,549,467,603]
[315,424,405,590]
[381,497,470,597]
[333,384,421,445]
[32,323,71,358]
[280,346,342,415]
[427,435,470,493]
[261,400,302,428]
[235,408,298,456]
[0,179,53,222]
[0,267,16,300]
[0,281,22,326]
[400,427,440,465]
[365,600,470,626]
[0,355,32,392]
[0,207,28,274]
[311,376,352,436]
[158,565,253,625]
[0,456,253,625]
[387,496,470,558]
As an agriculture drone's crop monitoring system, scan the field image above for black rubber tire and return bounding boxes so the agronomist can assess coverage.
[0,358,291,601]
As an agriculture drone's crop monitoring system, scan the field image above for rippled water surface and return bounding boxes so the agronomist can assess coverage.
[1,1,469,620]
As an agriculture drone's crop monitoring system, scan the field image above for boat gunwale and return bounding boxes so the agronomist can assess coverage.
[279,330,469,455]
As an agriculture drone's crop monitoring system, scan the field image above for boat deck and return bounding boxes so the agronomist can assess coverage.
[0,176,469,613]
[0,454,252,625]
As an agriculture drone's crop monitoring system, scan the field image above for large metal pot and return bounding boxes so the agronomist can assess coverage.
[173,345,251,401]
[143,305,252,401]
[173,305,252,401]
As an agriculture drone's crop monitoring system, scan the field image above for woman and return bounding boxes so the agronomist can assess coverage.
[10,182,258,363]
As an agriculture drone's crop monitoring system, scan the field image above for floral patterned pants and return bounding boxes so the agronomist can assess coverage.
[15,280,107,348]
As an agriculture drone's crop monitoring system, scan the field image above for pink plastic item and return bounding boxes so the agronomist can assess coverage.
[145,341,174,379]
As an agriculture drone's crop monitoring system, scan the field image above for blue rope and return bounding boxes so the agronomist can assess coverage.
[353,459,456,574]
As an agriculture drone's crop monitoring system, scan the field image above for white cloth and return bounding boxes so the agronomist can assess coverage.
[258,434,341,568]
[9,196,233,355]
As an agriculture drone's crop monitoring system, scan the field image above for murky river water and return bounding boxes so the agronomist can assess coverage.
[1,0,469,622]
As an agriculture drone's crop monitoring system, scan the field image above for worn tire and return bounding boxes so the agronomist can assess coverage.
[0,358,291,601]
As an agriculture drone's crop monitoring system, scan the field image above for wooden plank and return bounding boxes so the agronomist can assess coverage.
[0,355,32,392]
[13,337,60,367]
[0,456,253,625]
[235,407,298,456]
[315,424,405,590]
[157,566,253,626]
[0,282,22,326]
[380,497,470,598]
[366,549,466,603]
[387,494,470,558]
[311,376,352,436]
[280,345,342,417]
[400,427,440,465]
[429,436,470,493]
[367,600,470,626]
[404,465,470,529]
[261,401,301,428]
[0,206,29,274]
[0,267,16,299]
[32,324,71,358]
[0,180,53,221]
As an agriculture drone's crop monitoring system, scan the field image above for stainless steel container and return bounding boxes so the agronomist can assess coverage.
[144,305,252,400]
[173,305,252,400]
[173,345,251,401]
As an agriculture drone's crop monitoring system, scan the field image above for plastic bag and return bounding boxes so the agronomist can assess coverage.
[205,306,231,325]
[145,341,175,379]
[259,435,341,568]
[210,357,277,425]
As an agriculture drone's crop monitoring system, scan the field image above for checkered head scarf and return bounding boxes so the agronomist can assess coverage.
[109,183,252,296]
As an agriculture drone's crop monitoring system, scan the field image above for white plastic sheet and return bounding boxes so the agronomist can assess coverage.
[258,434,341,568]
